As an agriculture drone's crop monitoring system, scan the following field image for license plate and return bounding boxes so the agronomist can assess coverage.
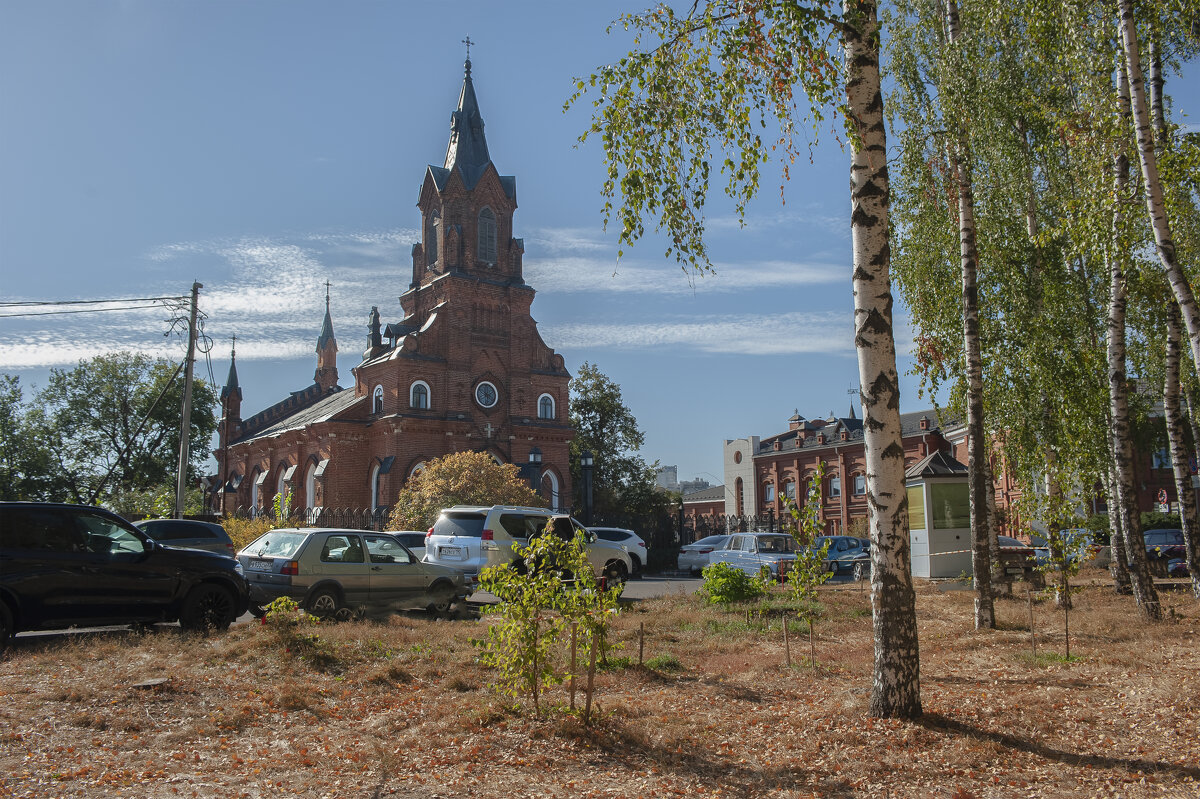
[439,546,463,559]
[247,559,274,572]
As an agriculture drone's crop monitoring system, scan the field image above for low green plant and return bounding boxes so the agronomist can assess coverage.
[700,561,770,604]
[261,596,338,671]
[644,653,683,672]
[780,462,832,669]
[1034,508,1096,661]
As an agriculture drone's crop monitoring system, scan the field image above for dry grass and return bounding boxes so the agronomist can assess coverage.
[1,578,1197,798]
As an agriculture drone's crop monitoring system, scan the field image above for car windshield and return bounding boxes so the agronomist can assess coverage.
[242,531,307,559]
[756,536,795,553]
[692,535,726,548]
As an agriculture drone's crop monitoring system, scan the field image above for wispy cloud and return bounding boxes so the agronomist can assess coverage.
[526,255,846,295]
[543,310,854,356]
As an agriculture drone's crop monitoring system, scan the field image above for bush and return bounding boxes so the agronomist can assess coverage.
[700,561,769,605]
[223,516,277,551]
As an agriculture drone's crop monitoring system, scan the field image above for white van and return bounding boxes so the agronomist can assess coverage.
[424,505,632,590]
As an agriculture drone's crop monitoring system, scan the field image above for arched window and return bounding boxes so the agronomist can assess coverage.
[409,461,426,479]
[305,461,319,510]
[370,463,381,509]
[426,210,440,265]
[372,385,384,414]
[410,381,430,409]
[540,471,561,511]
[478,208,497,264]
[735,477,744,516]
[276,470,287,509]
[537,393,555,420]
[250,469,261,514]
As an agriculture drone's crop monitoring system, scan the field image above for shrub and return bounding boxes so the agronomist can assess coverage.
[700,561,769,604]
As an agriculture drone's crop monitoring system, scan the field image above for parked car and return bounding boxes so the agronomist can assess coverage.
[422,506,633,590]
[817,535,869,574]
[678,535,730,575]
[708,533,802,582]
[997,535,1038,581]
[1143,528,1186,561]
[133,518,236,558]
[237,528,468,618]
[589,527,648,577]
[387,531,428,561]
[0,502,250,648]
[1028,528,1097,567]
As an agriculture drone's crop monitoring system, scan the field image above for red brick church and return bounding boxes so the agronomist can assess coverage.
[215,57,575,516]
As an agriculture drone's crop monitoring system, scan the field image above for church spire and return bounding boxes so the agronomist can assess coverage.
[220,335,242,403]
[315,282,338,391]
[444,38,491,178]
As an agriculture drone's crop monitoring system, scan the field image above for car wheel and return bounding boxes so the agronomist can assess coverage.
[604,560,629,588]
[306,588,341,620]
[631,556,643,579]
[179,584,237,632]
[853,561,870,581]
[427,580,456,615]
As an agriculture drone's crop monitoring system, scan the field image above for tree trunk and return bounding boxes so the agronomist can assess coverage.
[845,0,921,720]
[1118,0,1200,380]
[1108,55,1162,620]
[985,451,1004,585]
[1106,465,1132,594]
[944,0,994,631]
[1164,303,1200,598]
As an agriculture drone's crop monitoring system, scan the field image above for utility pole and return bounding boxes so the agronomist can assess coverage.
[175,282,202,519]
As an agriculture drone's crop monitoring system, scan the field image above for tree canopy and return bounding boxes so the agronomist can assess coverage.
[386,451,546,532]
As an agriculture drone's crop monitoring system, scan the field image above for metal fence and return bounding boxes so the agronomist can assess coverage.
[225,506,394,531]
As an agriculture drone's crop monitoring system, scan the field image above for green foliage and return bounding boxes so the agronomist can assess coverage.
[700,561,770,605]
[272,489,294,524]
[0,374,63,501]
[105,485,204,519]
[644,653,683,672]
[261,597,339,671]
[568,362,666,521]
[388,451,545,532]
[1140,511,1181,531]
[780,462,832,667]
[4,353,217,505]
[566,2,846,271]
[477,526,621,720]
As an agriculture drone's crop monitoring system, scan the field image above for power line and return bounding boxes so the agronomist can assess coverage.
[0,294,190,319]
[0,295,186,306]
[0,304,185,319]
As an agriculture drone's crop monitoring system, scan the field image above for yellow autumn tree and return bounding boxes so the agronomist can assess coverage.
[386,451,546,532]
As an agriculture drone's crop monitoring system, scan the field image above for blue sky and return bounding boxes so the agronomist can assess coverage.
[2,1,1196,487]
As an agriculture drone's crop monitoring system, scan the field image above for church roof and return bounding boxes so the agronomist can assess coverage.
[317,302,335,351]
[233,388,363,446]
[220,356,241,402]
[683,484,727,503]
[427,59,516,197]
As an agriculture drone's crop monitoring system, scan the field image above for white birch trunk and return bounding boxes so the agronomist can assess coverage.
[845,0,921,719]
[1105,463,1132,594]
[1118,0,1200,380]
[1164,304,1200,598]
[944,0,994,631]
[1109,56,1162,619]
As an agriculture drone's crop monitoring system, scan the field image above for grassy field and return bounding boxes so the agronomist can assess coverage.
[1,571,1197,798]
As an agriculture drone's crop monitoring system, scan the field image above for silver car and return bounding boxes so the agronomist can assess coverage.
[709,533,799,582]
[237,528,468,618]
[677,534,730,575]
[588,527,648,576]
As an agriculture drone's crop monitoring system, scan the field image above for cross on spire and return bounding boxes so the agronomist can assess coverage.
[462,35,474,61]
[324,280,331,310]
[230,334,237,360]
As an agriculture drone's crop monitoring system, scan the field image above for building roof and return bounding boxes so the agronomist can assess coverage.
[234,388,363,446]
[683,485,726,503]
[220,354,241,402]
[905,450,968,479]
[755,408,953,458]
[430,59,515,197]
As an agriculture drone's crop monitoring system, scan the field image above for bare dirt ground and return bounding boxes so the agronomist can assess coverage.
[1,572,1197,798]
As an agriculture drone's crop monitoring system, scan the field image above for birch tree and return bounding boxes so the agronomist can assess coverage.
[569,0,921,718]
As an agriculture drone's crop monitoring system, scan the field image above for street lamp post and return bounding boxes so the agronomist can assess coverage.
[580,450,594,526]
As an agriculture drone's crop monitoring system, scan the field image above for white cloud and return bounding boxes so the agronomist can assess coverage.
[543,310,854,356]
[525,255,846,295]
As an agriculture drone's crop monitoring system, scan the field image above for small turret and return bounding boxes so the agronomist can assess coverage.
[364,305,384,360]
[219,337,242,443]
[315,282,339,391]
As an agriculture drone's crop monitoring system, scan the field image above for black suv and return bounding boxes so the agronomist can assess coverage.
[0,502,250,648]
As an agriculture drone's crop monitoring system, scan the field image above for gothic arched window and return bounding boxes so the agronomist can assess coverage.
[478,208,497,264]
[426,210,440,265]
[372,385,384,414]
[537,393,555,420]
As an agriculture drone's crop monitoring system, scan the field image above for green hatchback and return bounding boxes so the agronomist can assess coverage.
[237,528,469,619]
